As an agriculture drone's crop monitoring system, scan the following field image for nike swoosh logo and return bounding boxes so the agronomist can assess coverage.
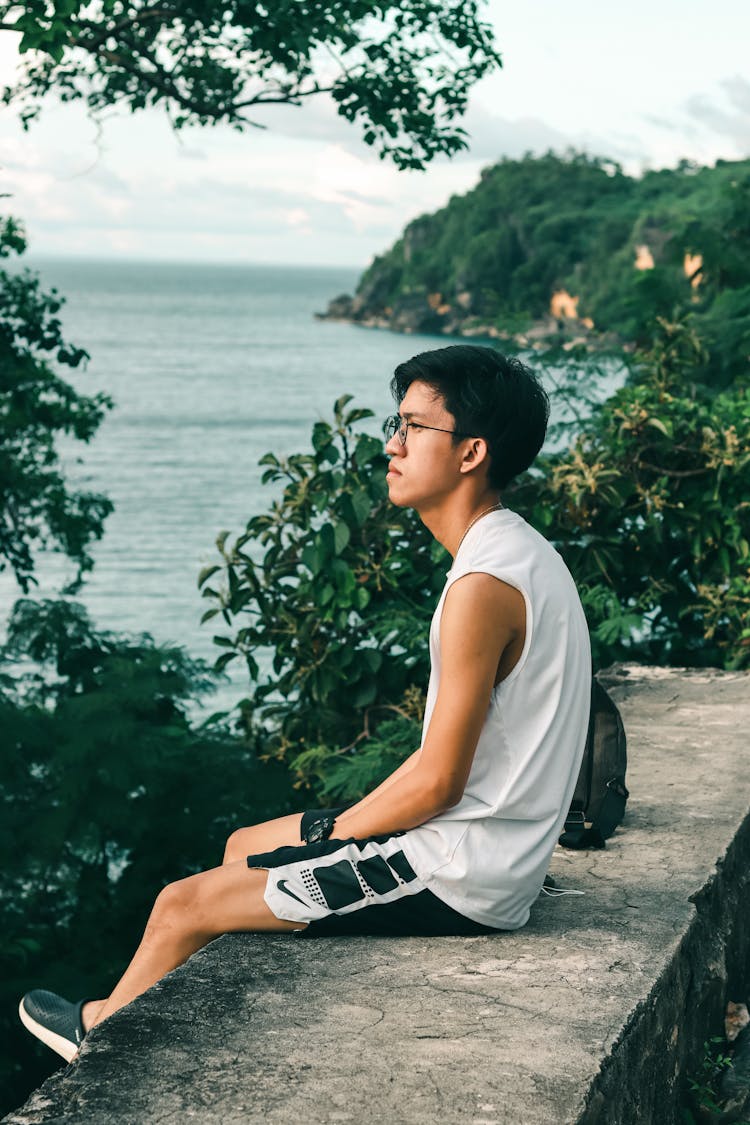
[276,879,307,906]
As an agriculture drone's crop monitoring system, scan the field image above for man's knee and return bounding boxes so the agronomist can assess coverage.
[222,815,304,864]
[146,877,197,939]
[223,826,255,865]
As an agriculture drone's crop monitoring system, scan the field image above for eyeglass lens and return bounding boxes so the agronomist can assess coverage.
[384,416,405,443]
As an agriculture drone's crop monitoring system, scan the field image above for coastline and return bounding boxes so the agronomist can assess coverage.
[316,294,623,354]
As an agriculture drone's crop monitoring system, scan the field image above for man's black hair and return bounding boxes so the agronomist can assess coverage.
[391,345,550,491]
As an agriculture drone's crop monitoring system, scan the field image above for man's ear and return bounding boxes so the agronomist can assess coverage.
[459,437,490,475]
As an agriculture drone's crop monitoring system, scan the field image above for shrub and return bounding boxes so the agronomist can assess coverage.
[198,395,437,792]
[0,598,294,1111]
[511,317,750,669]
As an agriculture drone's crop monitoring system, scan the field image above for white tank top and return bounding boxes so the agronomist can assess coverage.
[400,507,591,930]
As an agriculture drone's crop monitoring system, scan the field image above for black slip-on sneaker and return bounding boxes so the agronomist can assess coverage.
[19,990,87,1062]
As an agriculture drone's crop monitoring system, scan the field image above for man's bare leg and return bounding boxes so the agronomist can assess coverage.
[81,813,306,1033]
[222,812,304,865]
[87,859,304,1031]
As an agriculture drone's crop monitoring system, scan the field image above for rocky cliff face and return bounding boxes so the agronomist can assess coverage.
[316,287,601,351]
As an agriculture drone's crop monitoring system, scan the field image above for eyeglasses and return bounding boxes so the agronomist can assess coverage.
[383,414,474,446]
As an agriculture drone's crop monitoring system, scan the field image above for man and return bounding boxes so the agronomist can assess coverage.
[20,344,591,1061]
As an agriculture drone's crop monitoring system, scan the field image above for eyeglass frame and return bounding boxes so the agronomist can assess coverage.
[383,414,476,446]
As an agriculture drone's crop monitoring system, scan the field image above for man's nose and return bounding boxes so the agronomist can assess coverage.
[385,433,404,456]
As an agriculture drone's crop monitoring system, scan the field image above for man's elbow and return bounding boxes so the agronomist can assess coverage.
[426,774,465,813]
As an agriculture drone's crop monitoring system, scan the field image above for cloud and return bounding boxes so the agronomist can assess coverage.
[175,145,209,162]
[240,96,363,149]
[682,75,750,153]
[453,105,572,162]
[247,91,596,169]
[722,77,750,115]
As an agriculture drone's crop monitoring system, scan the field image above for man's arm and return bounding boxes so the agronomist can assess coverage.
[332,573,525,840]
[338,747,422,813]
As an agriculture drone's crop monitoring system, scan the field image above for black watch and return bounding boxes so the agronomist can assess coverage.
[304,813,337,845]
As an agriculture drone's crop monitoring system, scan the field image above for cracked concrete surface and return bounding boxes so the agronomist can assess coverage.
[5,665,750,1124]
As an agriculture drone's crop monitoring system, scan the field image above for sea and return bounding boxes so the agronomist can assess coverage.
[1,257,622,719]
[2,258,451,716]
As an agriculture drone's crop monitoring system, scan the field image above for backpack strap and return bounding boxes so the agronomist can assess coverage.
[559,676,598,848]
[595,777,629,839]
[559,802,604,850]
[560,777,629,850]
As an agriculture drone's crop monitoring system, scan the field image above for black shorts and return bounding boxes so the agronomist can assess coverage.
[246,808,500,938]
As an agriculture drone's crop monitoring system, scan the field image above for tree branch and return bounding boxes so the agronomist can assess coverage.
[637,460,710,479]
[75,8,179,50]
[80,41,267,128]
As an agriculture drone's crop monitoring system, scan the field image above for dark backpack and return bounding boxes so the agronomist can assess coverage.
[559,675,628,850]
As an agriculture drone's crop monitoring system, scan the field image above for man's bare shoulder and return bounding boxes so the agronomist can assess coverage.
[444,571,525,633]
[441,572,526,686]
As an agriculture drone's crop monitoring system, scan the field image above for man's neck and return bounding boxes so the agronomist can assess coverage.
[419,490,503,559]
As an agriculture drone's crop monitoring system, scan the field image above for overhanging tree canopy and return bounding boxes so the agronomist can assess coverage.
[1,0,501,169]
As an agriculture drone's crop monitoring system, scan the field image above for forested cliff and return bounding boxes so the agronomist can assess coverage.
[321,152,750,381]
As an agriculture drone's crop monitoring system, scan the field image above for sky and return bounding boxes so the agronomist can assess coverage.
[1,0,749,268]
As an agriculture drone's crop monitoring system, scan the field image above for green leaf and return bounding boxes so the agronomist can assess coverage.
[333,521,351,555]
[228,588,253,613]
[343,407,375,426]
[318,442,339,465]
[646,417,671,438]
[320,584,335,606]
[317,523,335,559]
[362,649,382,672]
[197,564,221,588]
[55,0,80,16]
[301,543,321,574]
[350,489,372,525]
[214,651,239,673]
[334,394,354,421]
[312,421,332,452]
[354,434,384,466]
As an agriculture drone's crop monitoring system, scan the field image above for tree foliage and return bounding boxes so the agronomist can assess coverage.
[1,0,501,170]
[0,214,113,591]
[344,152,750,378]
[0,598,294,1112]
[198,394,437,789]
[512,318,750,670]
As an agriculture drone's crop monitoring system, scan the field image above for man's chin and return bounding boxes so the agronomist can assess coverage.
[386,479,411,508]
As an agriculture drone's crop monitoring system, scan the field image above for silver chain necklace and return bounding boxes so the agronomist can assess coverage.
[456,501,504,556]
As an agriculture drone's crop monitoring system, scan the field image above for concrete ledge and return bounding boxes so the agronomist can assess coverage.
[6,665,750,1125]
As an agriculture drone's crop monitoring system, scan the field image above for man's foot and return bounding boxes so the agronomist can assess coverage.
[18,990,87,1062]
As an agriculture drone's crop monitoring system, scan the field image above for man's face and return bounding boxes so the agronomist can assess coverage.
[385,380,465,510]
